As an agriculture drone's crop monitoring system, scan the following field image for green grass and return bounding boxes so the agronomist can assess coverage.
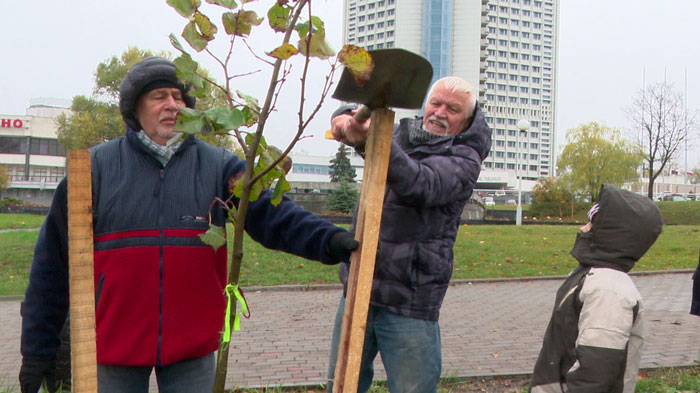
[485,203,529,211]
[453,224,699,279]
[635,367,700,393]
[0,230,39,296]
[2,215,698,296]
[657,201,700,225]
[0,214,44,230]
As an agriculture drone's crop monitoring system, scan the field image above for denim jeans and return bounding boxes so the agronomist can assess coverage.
[326,297,441,393]
[97,352,215,393]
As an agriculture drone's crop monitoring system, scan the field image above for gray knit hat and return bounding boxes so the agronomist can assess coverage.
[119,57,196,131]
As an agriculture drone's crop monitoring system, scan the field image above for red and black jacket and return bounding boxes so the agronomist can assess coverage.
[21,128,343,366]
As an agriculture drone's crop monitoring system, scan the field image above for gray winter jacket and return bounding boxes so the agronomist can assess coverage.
[530,184,663,393]
[336,105,492,321]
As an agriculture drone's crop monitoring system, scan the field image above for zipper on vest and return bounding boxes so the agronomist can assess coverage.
[156,168,166,366]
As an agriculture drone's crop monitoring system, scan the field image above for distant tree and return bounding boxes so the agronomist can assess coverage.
[56,47,233,150]
[329,144,356,183]
[0,165,8,198]
[326,178,358,214]
[626,81,697,199]
[557,122,642,202]
[530,177,573,218]
[690,167,700,184]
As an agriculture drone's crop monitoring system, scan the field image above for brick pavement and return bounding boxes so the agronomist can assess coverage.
[1,272,698,391]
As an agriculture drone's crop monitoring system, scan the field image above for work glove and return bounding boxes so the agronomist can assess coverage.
[19,358,58,393]
[326,231,359,264]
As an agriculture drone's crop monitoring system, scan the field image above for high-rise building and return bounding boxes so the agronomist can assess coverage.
[342,0,559,187]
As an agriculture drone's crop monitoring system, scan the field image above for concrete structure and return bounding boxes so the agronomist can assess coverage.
[0,98,71,205]
[341,0,559,190]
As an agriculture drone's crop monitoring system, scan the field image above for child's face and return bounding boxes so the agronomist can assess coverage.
[580,222,593,233]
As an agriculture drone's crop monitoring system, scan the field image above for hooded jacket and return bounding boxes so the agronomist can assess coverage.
[21,128,344,367]
[336,104,492,321]
[530,184,662,393]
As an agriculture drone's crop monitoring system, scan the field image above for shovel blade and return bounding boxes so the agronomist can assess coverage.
[332,48,433,110]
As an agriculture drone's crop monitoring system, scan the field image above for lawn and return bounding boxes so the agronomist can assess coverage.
[1,214,698,296]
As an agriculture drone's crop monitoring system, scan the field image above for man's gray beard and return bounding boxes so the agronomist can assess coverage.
[423,115,450,136]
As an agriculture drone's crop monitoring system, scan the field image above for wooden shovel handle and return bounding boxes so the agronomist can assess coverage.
[353,105,373,124]
[333,108,394,393]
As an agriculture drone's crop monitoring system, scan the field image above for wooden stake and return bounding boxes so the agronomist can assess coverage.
[333,108,394,393]
[67,150,98,392]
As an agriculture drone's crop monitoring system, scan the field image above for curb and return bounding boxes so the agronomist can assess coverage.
[2,270,693,302]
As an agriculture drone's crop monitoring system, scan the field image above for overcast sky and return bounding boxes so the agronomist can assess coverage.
[2,0,699,167]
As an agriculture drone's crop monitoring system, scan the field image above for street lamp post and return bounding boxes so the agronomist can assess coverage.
[516,119,530,226]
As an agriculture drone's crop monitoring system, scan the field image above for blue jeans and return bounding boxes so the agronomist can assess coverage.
[326,297,441,393]
[97,352,215,393]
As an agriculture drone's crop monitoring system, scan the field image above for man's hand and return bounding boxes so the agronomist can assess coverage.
[326,231,359,264]
[331,109,371,147]
[19,358,57,393]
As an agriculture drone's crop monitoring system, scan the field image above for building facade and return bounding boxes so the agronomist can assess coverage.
[342,0,559,190]
[0,98,71,205]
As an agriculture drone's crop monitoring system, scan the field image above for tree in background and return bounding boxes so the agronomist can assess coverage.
[329,144,356,182]
[0,165,8,199]
[690,167,700,184]
[626,81,698,199]
[56,47,233,150]
[326,178,358,214]
[527,176,580,219]
[557,122,642,202]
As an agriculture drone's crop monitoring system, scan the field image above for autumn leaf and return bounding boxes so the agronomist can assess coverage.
[194,11,218,40]
[267,43,299,60]
[205,0,237,8]
[222,10,263,36]
[182,21,208,52]
[338,45,374,87]
[297,34,335,59]
[167,0,200,18]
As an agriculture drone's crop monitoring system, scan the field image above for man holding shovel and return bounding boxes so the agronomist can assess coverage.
[19,57,359,393]
[326,76,492,393]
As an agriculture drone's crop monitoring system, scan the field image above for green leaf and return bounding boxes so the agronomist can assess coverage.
[298,33,336,59]
[167,0,200,18]
[169,33,189,54]
[267,43,299,60]
[194,11,218,40]
[242,106,258,126]
[244,133,266,155]
[271,176,290,206]
[295,16,325,37]
[205,107,245,130]
[198,225,226,251]
[237,90,260,114]
[182,21,208,52]
[173,54,204,89]
[222,10,263,36]
[248,180,263,202]
[205,0,237,8]
[175,106,206,134]
[338,45,374,87]
[267,3,290,32]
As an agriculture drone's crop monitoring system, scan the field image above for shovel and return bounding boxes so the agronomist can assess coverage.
[330,48,432,393]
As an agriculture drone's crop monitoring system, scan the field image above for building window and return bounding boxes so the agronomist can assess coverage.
[29,138,66,156]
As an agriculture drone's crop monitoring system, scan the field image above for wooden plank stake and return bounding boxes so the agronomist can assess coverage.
[67,150,98,392]
[333,108,394,393]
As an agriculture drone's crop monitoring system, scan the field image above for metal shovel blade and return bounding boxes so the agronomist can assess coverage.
[332,48,434,110]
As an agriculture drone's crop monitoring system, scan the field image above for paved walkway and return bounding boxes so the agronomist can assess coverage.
[1,272,698,390]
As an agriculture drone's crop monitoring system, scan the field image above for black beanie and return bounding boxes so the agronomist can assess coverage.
[119,57,196,131]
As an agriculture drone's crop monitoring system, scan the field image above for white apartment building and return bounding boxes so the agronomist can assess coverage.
[342,0,559,190]
[0,98,70,205]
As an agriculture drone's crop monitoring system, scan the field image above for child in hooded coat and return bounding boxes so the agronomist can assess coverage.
[529,184,663,393]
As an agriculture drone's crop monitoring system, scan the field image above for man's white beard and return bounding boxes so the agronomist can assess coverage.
[423,115,449,136]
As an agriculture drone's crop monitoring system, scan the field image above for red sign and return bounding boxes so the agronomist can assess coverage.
[0,118,24,128]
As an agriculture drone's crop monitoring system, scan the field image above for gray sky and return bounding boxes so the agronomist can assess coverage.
[2,0,699,167]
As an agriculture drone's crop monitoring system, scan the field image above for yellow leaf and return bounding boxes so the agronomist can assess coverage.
[337,44,374,87]
[267,43,299,60]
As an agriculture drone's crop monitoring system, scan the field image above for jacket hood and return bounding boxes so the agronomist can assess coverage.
[401,104,492,160]
[570,184,662,272]
[119,57,196,131]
